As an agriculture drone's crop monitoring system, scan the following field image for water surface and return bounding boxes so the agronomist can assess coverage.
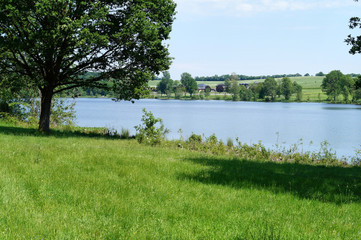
[74,98,361,157]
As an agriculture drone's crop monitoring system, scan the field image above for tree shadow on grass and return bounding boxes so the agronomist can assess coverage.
[0,124,124,140]
[180,156,361,204]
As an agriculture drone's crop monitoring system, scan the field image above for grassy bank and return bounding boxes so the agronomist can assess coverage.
[0,121,361,239]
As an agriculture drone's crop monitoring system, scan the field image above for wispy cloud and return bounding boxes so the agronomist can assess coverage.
[175,0,353,16]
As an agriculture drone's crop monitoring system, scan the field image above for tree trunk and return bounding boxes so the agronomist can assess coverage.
[39,88,54,132]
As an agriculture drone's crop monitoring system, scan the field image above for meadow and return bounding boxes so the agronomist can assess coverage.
[1,120,361,239]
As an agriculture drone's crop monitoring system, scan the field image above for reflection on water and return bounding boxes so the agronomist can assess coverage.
[74,99,361,158]
[322,106,361,111]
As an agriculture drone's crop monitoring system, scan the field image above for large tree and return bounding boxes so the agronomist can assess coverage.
[346,0,361,54]
[0,0,176,132]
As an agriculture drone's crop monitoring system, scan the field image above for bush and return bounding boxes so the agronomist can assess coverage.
[135,108,169,145]
[227,138,233,147]
[188,133,202,143]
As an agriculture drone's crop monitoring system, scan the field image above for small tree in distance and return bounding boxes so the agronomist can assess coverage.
[316,72,325,77]
[281,77,293,100]
[157,71,174,97]
[263,78,278,101]
[181,73,198,97]
[321,70,344,101]
[293,81,303,101]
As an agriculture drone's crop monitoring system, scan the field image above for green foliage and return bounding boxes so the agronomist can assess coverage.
[263,78,278,101]
[340,75,354,102]
[346,1,361,55]
[281,77,293,100]
[157,71,174,97]
[229,79,240,101]
[50,98,76,127]
[194,73,303,81]
[224,79,232,93]
[174,85,184,99]
[321,70,346,101]
[204,87,211,97]
[188,133,203,143]
[181,72,198,96]
[20,96,76,128]
[239,86,254,101]
[293,81,303,101]
[227,138,234,147]
[135,108,169,145]
[0,0,176,131]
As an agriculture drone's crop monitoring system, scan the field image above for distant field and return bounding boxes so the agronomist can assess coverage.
[149,76,327,101]
[286,77,326,101]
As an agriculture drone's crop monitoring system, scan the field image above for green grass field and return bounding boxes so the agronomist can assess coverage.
[1,121,361,239]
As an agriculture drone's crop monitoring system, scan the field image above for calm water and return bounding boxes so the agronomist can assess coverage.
[74,98,361,157]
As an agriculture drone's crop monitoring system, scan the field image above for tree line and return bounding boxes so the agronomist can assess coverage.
[156,71,198,98]
[156,72,303,102]
[321,70,361,103]
[221,73,303,102]
[194,73,303,82]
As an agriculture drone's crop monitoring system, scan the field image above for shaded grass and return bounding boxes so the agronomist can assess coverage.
[0,121,120,140]
[0,122,361,239]
[181,157,361,204]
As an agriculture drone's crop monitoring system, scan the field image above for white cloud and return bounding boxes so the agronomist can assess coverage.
[174,0,353,16]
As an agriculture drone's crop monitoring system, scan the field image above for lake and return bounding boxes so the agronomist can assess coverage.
[74,98,361,158]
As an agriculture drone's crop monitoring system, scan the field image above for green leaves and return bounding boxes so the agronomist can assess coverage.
[134,108,169,145]
[180,72,197,96]
[0,0,176,130]
[346,1,361,54]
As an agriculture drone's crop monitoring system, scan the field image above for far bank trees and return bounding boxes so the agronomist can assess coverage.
[181,72,198,96]
[281,77,293,100]
[157,71,174,98]
[321,70,354,101]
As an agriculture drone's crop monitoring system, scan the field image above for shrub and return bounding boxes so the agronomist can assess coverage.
[188,133,202,143]
[135,108,169,145]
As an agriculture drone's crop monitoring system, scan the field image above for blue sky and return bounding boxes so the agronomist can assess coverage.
[166,0,361,79]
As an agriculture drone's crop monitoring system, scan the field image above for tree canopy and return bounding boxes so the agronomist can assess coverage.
[157,71,173,97]
[346,0,361,54]
[180,72,197,96]
[321,70,344,101]
[263,78,277,101]
[281,77,293,100]
[0,0,176,131]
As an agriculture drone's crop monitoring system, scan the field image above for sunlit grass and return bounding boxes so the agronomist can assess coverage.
[0,121,361,238]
